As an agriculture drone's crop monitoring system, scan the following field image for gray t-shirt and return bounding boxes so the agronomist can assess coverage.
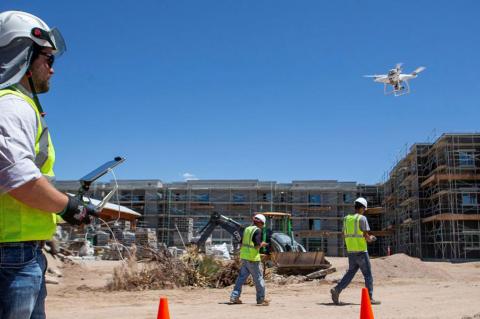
[0,86,41,193]
[359,215,370,232]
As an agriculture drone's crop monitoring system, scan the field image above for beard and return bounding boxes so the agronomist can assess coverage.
[32,74,50,93]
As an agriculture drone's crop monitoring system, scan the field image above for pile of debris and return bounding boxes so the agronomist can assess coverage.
[107,248,186,290]
[106,247,243,291]
[107,246,336,291]
[54,224,160,261]
[211,259,242,288]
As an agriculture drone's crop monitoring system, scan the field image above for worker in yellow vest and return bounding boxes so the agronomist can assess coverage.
[0,11,97,319]
[230,214,269,306]
[330,197,381,305]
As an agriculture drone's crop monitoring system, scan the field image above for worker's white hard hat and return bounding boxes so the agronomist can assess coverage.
[354,197,368,210]
[0,11,66,89]
[0,11,65,51]
[253,214,266,224]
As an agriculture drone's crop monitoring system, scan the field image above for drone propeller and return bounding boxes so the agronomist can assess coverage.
[412,66,426,75]
[363,75,381,78]
[395,62,403,70]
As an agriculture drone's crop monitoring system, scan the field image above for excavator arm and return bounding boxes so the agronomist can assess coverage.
[191,212,331,275]
[193,212,306,253]
[192,212,244,251]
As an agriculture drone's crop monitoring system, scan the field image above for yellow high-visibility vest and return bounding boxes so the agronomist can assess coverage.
[0,87,57,242]
[343,214,367,252]
[240,225,261,262]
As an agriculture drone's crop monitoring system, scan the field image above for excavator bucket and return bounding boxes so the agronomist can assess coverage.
[270,251,331,275]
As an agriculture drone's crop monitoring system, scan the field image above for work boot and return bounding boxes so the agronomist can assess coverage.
[256,299,270,306]
[229,298,242,304]
[330,288,340,305]
[370,299,381,305]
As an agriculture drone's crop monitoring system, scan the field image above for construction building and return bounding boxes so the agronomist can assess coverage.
[357,184,386,256]
[56,179,165,230]
[382,133,480,260]
[164,180,359,256]
[57,179,361,257]
[56,133,480,260]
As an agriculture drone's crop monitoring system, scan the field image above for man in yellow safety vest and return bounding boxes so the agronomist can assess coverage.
[0,11,97,319]
[330,197,381,305]
[230,214,269,306]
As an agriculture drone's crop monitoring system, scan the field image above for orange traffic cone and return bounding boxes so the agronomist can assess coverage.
[360,288,374,319]
[157,297,170,319]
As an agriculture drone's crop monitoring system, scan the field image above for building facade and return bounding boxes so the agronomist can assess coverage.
[57,179,363,257]
[382,133,480,260]
[56,133,480,260]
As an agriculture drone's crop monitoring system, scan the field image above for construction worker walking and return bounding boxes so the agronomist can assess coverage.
[330,197,381,305]
[230,214,269,306]
[0,11,97,319]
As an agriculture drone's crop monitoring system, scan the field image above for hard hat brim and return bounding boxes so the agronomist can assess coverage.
[48,28,66,56]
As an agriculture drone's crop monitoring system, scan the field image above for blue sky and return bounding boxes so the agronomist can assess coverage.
[2,1,479,184]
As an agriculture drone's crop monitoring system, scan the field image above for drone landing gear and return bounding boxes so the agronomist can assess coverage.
[383,81,410,97]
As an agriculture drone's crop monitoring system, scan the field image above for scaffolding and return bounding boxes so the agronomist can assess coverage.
[54,133,480,261]
[384,133,480,260]
[54,179,397,258]
[159,180,357,256]
[420,134,480,259]
[357,184,386,256]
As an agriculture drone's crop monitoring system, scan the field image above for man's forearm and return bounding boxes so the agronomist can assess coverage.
[8,176,68,213]
[363,232,374,242]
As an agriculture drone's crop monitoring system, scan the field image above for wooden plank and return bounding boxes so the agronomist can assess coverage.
[428,190,449,199]
[291,216,343,221]
[278,264,331,269]
[421,174,437,187]
[306,267,337,280]
[400,197,417,207]
[370,230,394,236]
[421,173,480,187]
[295,230,342,238]
[292,205,333,211]
[422,213,480,223]
[228,204,249,210]
[385,196,396,203]
[190,204,214,209]
[366,207,384,215]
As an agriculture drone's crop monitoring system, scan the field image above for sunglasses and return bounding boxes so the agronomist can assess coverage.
[38,52,55,68]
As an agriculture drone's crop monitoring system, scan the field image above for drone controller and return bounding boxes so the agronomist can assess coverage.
[77,156,125,215]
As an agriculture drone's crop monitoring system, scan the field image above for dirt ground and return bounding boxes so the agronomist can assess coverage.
[46,254,480,319]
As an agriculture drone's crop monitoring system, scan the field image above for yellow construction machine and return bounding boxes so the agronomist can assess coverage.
[192,211,332,275]
[260,212,331,275]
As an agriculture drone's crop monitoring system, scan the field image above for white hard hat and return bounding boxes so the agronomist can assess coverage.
[0,11,66,89]
[354,197,368,210]
[253,214,266,224]
[0,11,65,51]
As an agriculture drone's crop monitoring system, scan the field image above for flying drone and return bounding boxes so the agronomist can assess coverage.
[364,63,426,96]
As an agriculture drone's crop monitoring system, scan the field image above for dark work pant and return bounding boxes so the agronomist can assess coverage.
[335,251,373,299]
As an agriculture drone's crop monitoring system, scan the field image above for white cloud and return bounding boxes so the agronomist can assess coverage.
[182,172,198,181]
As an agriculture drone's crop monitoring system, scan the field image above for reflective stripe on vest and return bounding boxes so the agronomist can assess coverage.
[0,88,57,242]
[343,214,367,252]
[239,225,261,262]
[34,114,50,169]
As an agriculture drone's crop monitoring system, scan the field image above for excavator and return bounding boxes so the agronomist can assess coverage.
[192,212,331,275]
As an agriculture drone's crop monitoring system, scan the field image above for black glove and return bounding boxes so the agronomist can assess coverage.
[58,195,98,226]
